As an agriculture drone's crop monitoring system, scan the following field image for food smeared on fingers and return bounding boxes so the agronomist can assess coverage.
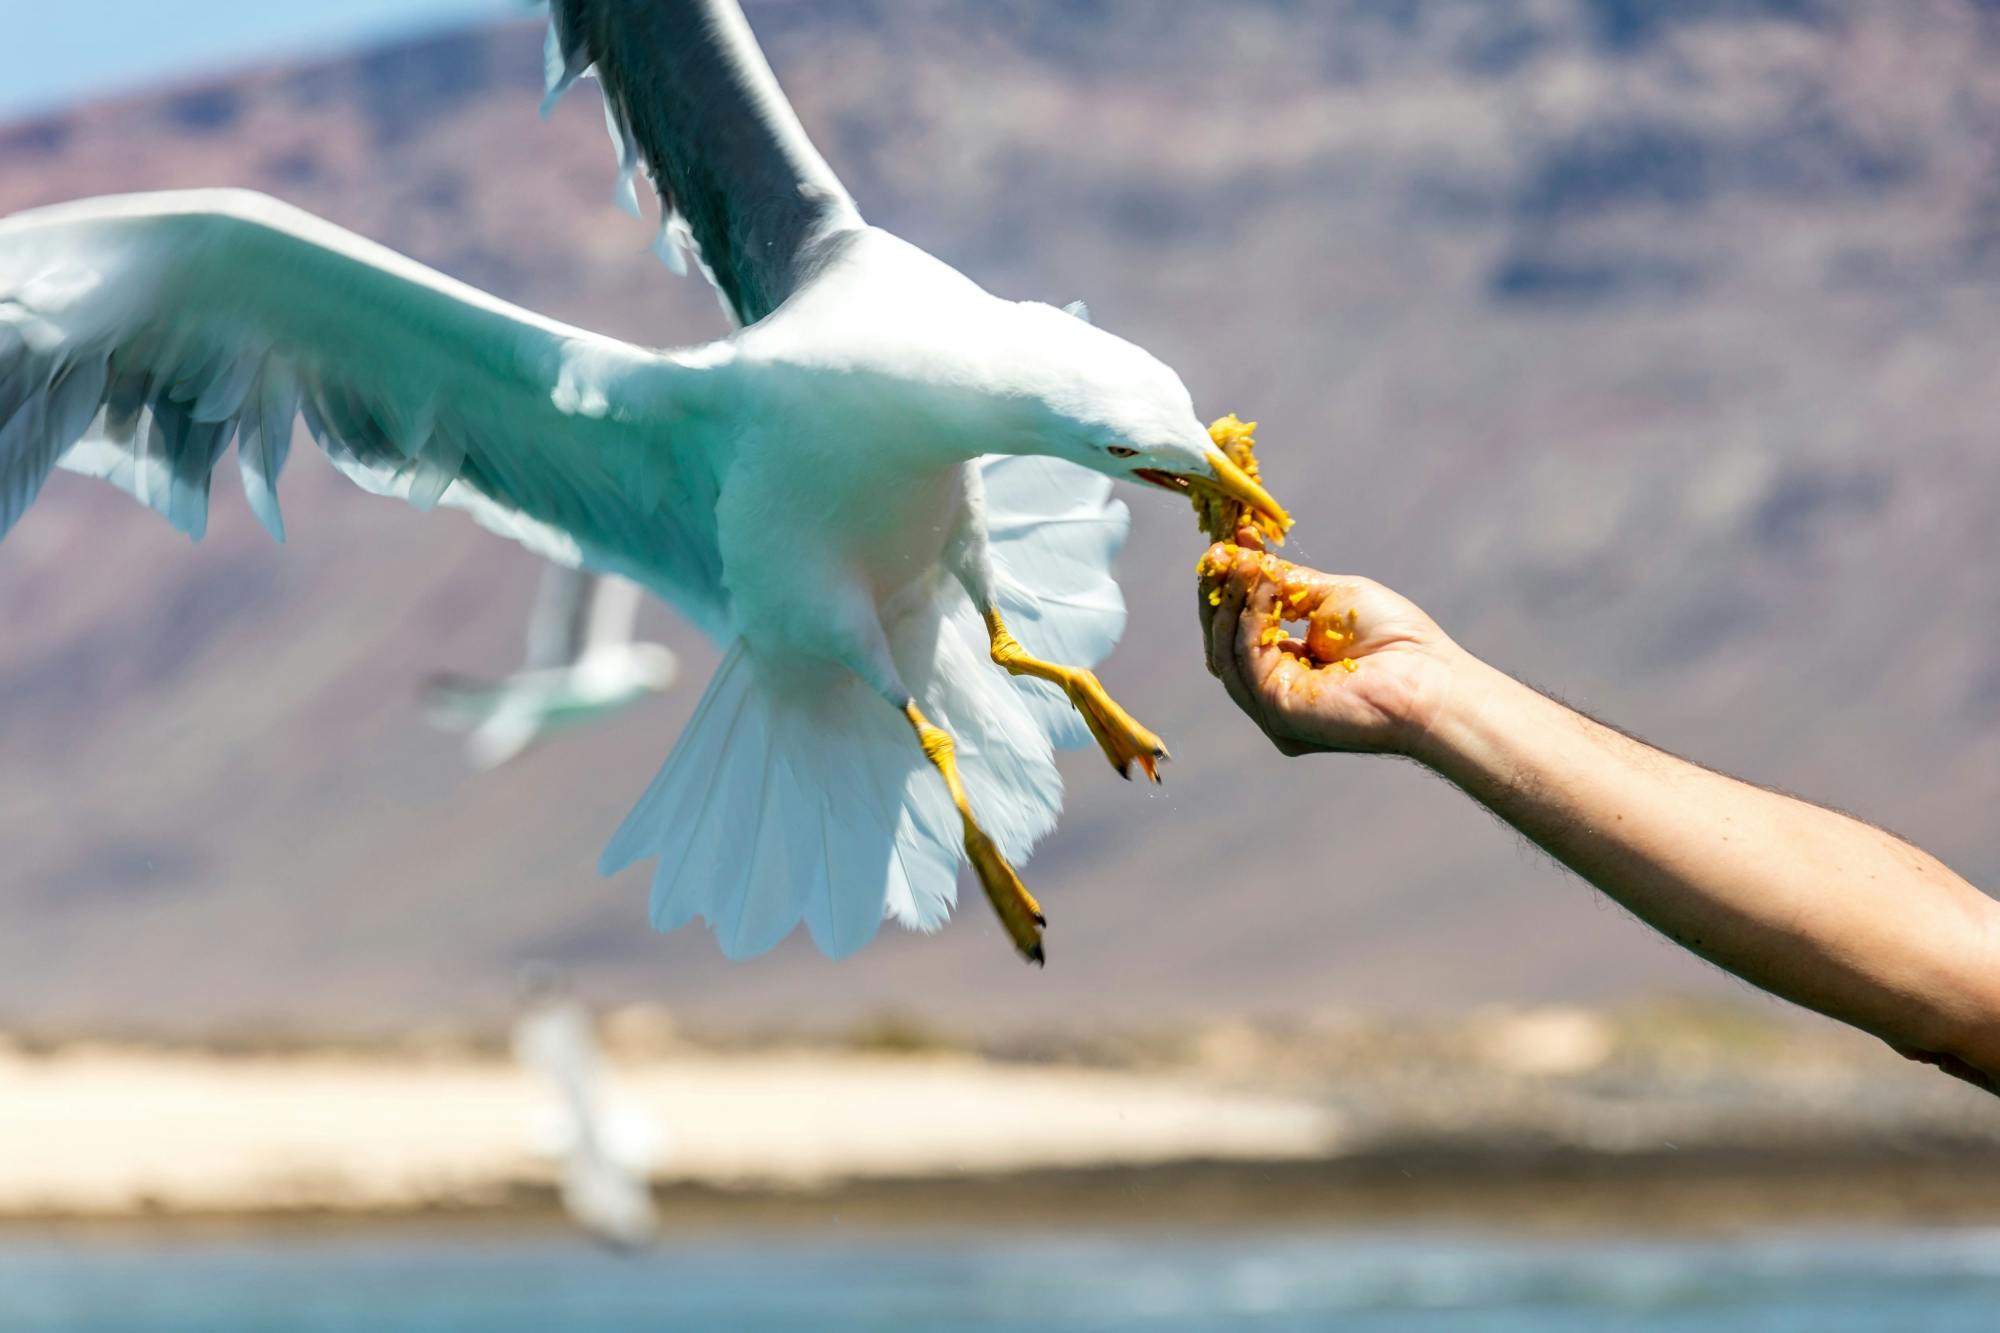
[1199,543,1368,682]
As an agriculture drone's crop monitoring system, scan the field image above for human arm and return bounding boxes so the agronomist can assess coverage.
[1197,538,2000,1092]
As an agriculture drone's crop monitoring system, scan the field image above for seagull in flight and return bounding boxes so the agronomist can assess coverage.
[513,970,661,1250]
[424,567,678,770]
[0,0,1287,963]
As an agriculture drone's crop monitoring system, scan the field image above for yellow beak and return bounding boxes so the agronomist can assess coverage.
[1199,447,1291,538]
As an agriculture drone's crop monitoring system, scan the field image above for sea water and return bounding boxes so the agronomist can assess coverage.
[2,1226,1998,1331]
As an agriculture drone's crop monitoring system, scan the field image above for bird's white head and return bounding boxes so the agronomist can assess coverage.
[625,643,679,693]
[988,301,1288,533]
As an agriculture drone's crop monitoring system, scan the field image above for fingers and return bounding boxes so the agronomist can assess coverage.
[1219,548,1309,723]
[1201,546,1263,719]
[1201,541,1360,754]
[1197,545,1227,676]
[1272,567,1358,666]
[1198,542,1245,677]
[1235,561,1299,691]
[1201,543,1276,658]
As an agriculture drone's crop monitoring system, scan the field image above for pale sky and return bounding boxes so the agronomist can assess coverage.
[2,1,519,121]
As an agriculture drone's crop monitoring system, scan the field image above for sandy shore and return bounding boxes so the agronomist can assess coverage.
[6,1009,2000,1230]
[0,1046,1339,1216]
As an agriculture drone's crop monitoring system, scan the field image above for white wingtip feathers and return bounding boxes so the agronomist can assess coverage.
[541,22,574,118]
[602,101,642,219]
[236,366,296,542]
[543,11,703,282]
[0,242,307,547]
[651,217,688,277]
[407,427,462,512]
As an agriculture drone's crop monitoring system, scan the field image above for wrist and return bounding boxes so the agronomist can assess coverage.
[1397,646,1529,778]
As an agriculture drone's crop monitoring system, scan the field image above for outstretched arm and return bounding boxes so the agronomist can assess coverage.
[1198,538,2000,1093]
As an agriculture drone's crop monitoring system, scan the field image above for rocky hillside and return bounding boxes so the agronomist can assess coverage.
[2,0,1996,1038]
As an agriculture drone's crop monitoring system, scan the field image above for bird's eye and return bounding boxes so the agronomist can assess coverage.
[1106,445,1139,459]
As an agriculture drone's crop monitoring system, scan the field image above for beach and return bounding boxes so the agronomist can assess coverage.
[0,1044,1336,1218]
[4,1006,1998,1232]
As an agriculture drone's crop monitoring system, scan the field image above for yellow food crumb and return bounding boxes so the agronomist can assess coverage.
[1337,657,1359,673]
[1195,414,1291,547]
[1258,623,1285,647]
[1207,588,1222,606]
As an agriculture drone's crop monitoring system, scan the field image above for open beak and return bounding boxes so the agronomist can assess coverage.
[1134,449,1292,539]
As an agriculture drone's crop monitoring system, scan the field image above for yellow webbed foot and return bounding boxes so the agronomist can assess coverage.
[985,611,1169,783]
[964,822,1046,965]
[1061,671,1168,782]
[906,702,1046,965]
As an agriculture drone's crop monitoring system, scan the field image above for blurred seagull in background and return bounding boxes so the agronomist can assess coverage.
[513,969,661,1249]
[424,566,678,770]
[0,0,1288,963]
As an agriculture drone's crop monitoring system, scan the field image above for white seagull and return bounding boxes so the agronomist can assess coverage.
[424,566,679,770]
[0,0,1287,963]
[512,974,661,1249]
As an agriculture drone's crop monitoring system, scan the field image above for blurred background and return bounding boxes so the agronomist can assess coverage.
[3,1,2000,1328]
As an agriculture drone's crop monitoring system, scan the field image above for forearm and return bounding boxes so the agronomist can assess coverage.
[1413,653,2000,1077]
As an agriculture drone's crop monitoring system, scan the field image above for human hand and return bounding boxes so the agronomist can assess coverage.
[1197,532,1465,758]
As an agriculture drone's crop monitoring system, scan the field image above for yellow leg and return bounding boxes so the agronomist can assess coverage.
[904,701,1046,965]
[984,610,1169,783]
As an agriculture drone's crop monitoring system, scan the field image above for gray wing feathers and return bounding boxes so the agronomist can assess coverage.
[545,0,862,326]
[0,191,729,629]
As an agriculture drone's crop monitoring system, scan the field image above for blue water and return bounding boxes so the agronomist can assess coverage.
[4,1227,2000,1331]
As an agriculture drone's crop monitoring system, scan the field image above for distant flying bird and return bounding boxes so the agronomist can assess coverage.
[424,566,678,769]
[512,973,661,1249]
[0,0,1286,963]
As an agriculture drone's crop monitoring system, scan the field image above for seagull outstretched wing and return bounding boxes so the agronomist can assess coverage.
[544,0,864,324]
[0,189,729,629]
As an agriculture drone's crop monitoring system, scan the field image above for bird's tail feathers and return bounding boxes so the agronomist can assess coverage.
[602,455,1130,961]
[601,595,1068,960]
[604,642,934,959]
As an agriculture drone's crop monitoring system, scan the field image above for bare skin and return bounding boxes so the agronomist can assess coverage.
[1198,532,2000,1096]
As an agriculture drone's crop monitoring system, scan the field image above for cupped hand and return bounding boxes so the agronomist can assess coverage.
[1197,531,1464,757]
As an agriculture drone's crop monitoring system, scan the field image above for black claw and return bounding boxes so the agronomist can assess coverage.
[1026,944,1046,967]
[1032,910,1047,927]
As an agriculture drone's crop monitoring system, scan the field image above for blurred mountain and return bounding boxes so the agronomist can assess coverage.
[2,0,1996,1040]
